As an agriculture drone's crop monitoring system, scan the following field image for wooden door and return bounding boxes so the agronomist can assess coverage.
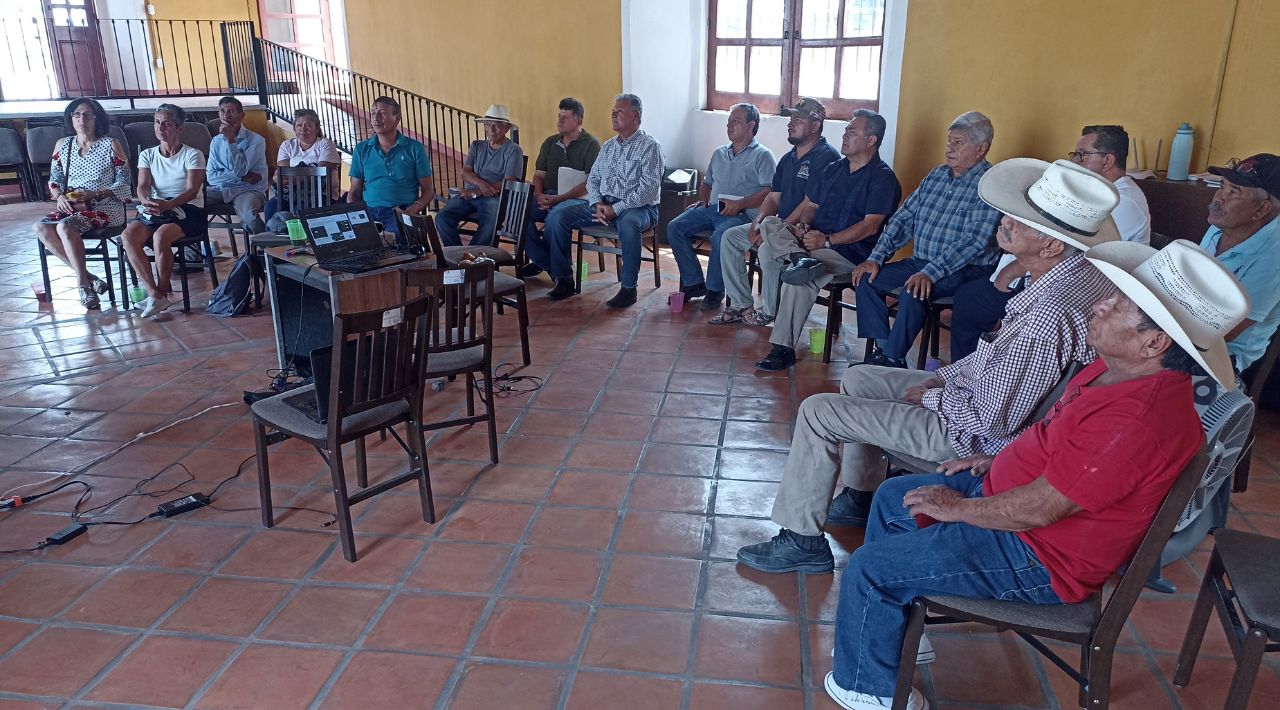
[43,0,108,97]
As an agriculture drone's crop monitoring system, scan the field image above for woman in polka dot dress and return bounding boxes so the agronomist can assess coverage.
[34,98,131,309]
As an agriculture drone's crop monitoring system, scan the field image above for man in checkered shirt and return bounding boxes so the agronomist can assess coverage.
[738,158,1121,575]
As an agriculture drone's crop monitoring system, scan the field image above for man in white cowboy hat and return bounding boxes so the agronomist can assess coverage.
[949,124,1153,361]
[738,159,1120,576]
[822,238,1246,710]
[434,104,525,247]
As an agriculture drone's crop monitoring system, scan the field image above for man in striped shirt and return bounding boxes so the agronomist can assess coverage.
[738,158,1121,575]
[852,112,1003,367]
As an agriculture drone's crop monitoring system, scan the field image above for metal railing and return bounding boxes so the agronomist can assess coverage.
[259,38,514,202]
[0,15,257,103]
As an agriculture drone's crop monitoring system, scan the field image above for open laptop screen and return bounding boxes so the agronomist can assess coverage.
[300,202,383,260]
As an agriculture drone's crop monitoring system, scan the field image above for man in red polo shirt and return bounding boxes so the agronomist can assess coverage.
[822,239,1249,710]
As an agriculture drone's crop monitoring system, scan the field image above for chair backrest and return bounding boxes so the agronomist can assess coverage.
[1030,360,1087,423]
[205,118,223,136]
[396,209,450,265]
[0,127,25,165]
[1092,447,1211,646]
[493,179,534,262]
[122,122,159,161]
[24,125,67,169]
[181,122,212,157]
[1173,377,1255,533]
[402,263,495,363]
[326,293,434,435]
[276,165,331,214]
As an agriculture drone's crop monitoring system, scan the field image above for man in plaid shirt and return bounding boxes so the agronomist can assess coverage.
[738,158,1121,575]
[851,112,1003,367]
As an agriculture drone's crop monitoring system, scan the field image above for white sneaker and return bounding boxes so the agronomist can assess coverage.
[832,633,935,665]
[824,672,929,710]
[140,293,172,318]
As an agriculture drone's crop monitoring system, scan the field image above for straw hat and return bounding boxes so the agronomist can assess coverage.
[978,158,1120,251]
[1086,239,1250,388]
[476,104,516,128]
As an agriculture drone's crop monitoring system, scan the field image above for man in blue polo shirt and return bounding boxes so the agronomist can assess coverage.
[755,110,902,370]
[348,96,434,241]
[667,103,776,311]
[1198,153,1280,371]
[713,97,841,326]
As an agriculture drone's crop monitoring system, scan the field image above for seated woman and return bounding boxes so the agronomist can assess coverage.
[34,98,131,310]
[264,107,341,223]
[120,103,207,318]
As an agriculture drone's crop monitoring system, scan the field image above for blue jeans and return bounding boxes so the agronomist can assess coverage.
[366,205,404,242]
[833,473,1061,697]
[435,195,500,247]
[541,199,658,288]
[523,191,558,273]
[949,276,1021,361]
[666,205,751,292]
[855,258,993,361]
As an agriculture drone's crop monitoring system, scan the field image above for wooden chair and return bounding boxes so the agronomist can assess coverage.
[573,222,662,293]
[861,289,954,369]
[1232,332,1280,493]
[399,199,531,366]
[1174,529,1280,709]
[112,226,220,313]
[274,165,333,216]
[891,447,1212,709]
[403,263,501,463]
[252,294,436,562]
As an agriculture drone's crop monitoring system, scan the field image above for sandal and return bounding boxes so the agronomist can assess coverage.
[91,277,109,295]
[709,307,749,325]
[78,286,101,309]
[742,308,775,326]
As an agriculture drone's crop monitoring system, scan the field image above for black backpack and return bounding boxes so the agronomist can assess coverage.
[205,253,265,317]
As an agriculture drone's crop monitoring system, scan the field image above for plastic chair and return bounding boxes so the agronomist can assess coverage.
[23,125,67,196]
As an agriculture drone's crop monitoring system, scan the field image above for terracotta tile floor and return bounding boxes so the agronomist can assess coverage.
[0,200,1278,709]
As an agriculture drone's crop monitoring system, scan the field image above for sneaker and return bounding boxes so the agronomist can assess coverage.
[681,282,708,301]
[606,286,637,309]
[139,293,172,318]
[77,286,100,310]
[826,487,871,527]
[547,278,577,301]
[709,306,749,325]
[700,290,725,311]
[741,308,775,327]
[736,529,834,574]
[517,263,545,279]
[823,673,929,710]
[831,634,934,665]
[91,277,109,295]
[756,345,797,371]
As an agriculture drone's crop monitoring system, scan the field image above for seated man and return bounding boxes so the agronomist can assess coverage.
[435,104,524,247]
[348,96,435,242]
[950,124,1152,360]
[206,96,268,234]
[755,109,901,371]
[667,102,776,311]
[522,97,601,279]
[822,239,1244,710]
[736,159,1121,574]
[541,93,663,307]
[852,112,1003,368]
[1198,153,1280,372]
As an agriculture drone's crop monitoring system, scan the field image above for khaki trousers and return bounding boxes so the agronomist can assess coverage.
[719,222,783,316]
[770,365,957,535]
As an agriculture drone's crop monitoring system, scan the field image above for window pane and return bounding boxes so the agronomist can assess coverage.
[801,0,840,39]
[840,45,881,99]
[797,47,836,98]
[265,0,293,13]
[844,0,885,37]
[296,18,325,45]
[266,18,296,44]
[295,0,323,14]
[715,46,746,93]
[751,0,784,38]
[748,46,782,95]
[716,0,748,38]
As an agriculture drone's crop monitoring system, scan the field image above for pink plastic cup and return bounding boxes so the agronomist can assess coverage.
[668,292,685,313]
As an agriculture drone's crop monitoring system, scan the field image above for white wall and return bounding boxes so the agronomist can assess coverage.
[621,0,908,173]
[96,0,154,92]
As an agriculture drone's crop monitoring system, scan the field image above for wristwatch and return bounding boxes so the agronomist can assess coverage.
[823,236,831,249]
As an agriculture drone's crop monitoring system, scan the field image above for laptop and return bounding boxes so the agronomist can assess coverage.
[299,202,420,274]
[282,342,354,423]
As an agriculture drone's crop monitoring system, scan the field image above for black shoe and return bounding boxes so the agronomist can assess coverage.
[700,290,725,311]
[854,346,906,369]
[681,282,708,300]
[737,529,834,574]
[547,278,577,300]
[606,286,637,308]
[518,263,544,279]
[826,487,872,527]
[756,345,796,371]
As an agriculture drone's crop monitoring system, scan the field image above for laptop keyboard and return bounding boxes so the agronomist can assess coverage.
[320,247,417,273]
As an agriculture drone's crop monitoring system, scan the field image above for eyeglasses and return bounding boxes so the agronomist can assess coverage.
[1068,150,1108,162]
[71,111,95,119]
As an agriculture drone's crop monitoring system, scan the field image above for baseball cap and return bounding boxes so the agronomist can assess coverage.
[779,97,826,121]
[1208,153,1280,199]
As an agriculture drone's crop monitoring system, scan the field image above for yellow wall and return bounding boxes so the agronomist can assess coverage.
[344,0,623,176]
[891,0,1245,191]
[146,1,259,92]
[1209,0,1280,166]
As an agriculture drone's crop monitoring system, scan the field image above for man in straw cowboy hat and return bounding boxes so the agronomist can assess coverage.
[821,237,1245,710]
[435,104,525,247]
[738,159,1121,576]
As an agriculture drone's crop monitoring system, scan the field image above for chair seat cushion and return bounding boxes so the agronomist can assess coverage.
[442,245,514,265]
[425,344,485,375]
[251,384,410,441]
[1212,529,1280,636]
[493,272,524,296]
[921,594,1100,638]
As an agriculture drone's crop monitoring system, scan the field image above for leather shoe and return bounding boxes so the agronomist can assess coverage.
[606,286,637,308]
[854,345,906,368]
[681,282,708,300]
[826,487,870,527]
[737,529,834,574]
[700,290,725,311]
[756,345,796,371]
[547,278,577,300]
[517,263,544,279]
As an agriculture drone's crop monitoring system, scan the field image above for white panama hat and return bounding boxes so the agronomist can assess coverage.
[1086,239,1250,388]
[476,104,516,128]
[978,158,1121,251]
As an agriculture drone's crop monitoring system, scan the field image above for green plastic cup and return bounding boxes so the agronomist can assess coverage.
[579,260,590,282]
[809,328,825,355]
[128,286,147,304]
[286,218,307,245]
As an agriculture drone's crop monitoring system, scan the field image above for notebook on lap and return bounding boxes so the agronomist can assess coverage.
[299,202,420,274]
